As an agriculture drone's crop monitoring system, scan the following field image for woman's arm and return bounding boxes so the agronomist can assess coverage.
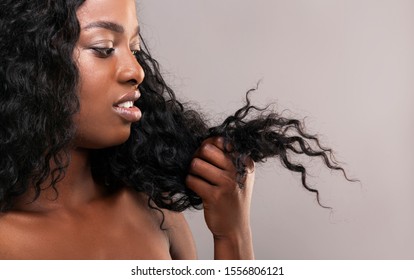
[186,137,255,260]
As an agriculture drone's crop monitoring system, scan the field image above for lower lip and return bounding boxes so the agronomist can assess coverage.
[113,106,142,122]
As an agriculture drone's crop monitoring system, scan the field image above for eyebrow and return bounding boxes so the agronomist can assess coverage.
[83,21,140,35]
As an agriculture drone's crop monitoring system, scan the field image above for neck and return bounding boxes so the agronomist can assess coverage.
[14,148,105,212]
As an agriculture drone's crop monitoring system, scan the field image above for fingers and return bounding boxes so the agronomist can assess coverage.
[186,174,217,199]
[186,137,238,196]
[193,137,234,171]
[197,137,254,173]
[185,137,256,242]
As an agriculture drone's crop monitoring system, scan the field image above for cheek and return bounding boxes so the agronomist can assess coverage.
[74,76,131,149]
[73,49,132,148]
[74,108,132,149]
[75,91,133,148]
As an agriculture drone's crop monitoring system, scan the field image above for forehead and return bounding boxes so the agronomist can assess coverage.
[76,0,138,28]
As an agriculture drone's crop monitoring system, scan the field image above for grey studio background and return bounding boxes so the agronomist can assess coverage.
[138,0,414,259]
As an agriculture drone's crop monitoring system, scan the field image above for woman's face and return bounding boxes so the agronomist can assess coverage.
[73,0,144,149]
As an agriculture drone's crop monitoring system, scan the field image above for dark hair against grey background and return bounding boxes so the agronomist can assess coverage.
[139,0,414,259]
[0,0,346,215]
[0,0,352,260]
[0,0,412,260]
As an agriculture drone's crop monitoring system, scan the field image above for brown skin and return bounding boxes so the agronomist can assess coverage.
[0,0,254,260]
[187,137,255,259]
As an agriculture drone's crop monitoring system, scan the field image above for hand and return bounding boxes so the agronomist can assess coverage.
[186,137,255,259]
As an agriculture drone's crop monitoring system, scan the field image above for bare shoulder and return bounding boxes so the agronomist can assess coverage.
[122,188,197,259]
[0,212,26,259]
[0,215,10,259]
[163,210,197,260]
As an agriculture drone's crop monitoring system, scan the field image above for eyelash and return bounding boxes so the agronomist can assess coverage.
[92,48,140,58]
[92,47,115,57]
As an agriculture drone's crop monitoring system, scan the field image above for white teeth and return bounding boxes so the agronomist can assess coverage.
[117,101,133,108]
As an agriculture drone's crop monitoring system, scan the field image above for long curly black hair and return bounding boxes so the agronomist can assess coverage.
[0,0,352,212]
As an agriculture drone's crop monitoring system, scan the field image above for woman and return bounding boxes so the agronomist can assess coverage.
[0,0,349,259]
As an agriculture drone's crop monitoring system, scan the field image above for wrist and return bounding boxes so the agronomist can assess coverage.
[213,228,254,260]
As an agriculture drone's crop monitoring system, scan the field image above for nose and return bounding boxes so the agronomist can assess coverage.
[117,50,145,87]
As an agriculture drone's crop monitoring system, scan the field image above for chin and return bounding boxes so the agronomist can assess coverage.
[76,126,132,149]
[102,127,132,148]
